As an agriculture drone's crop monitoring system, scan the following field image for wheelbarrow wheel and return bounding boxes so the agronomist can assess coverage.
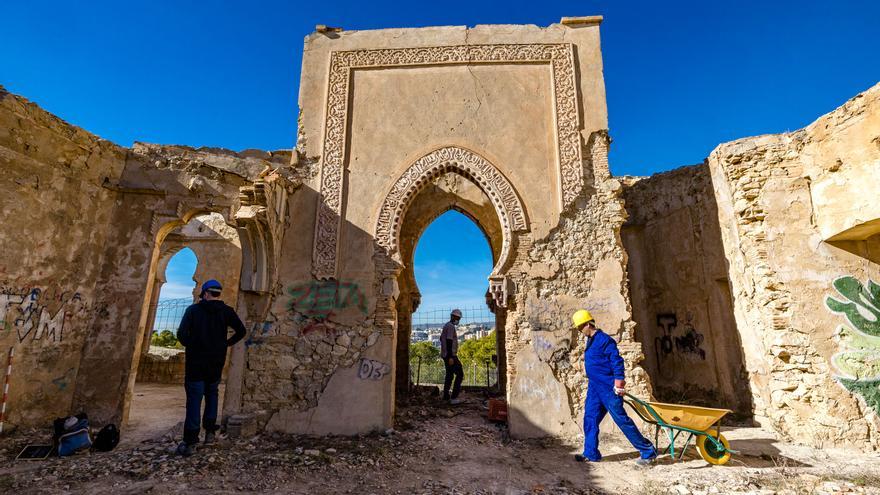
[696,429,731,465]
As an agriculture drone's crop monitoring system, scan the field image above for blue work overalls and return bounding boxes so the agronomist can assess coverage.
[582,329,656,461]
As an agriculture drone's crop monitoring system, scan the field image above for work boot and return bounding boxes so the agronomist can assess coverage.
[176,441,194,457]
[635,456,656,467]
[574,454,599,463]
[203,430,216,444]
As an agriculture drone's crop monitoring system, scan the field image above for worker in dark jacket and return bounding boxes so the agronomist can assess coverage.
[572,309,657,466]
[175,279,246,456]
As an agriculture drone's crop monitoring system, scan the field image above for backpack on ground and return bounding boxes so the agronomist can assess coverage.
[93,424,120,452]
[53,413,92,456]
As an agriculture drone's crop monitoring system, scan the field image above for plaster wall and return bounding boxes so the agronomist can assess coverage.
[0,87,124,425]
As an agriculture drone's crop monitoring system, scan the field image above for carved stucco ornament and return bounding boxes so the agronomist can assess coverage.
[312,43,583,279]
[376,146,528,308]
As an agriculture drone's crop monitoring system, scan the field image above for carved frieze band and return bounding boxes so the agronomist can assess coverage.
[375,147,527,274]
[313,43,582,278]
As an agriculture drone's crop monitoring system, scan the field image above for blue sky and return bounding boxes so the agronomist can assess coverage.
[3,0,878,309]
[160,248,198,300]
[413,211,493,312]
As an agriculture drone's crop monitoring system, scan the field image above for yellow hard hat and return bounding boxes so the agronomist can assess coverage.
[572,309,594,328]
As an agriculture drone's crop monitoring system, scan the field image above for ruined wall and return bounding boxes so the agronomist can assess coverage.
[136,350,186,384]
[0,85,289,430]
[621,165,752,416]
[74,143,283,425]
[507,163,648,440]
[241,19,651,439]
[0,87,126,426]
[709,83,880,450]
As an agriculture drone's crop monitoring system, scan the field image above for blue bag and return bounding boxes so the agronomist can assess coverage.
[55,416,92,456]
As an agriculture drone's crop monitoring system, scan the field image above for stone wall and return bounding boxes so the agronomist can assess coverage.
[136,348,186,384]
[508,158,650,440]
[621,165,752,417]
[708,83,880,450]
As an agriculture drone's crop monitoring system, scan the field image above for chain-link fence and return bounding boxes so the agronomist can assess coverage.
[410,305,498,387]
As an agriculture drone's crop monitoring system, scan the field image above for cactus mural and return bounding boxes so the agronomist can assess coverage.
[826,276,880,414]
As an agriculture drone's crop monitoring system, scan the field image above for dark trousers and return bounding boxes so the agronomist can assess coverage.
[443,356,464,400]
[183,379,220,444]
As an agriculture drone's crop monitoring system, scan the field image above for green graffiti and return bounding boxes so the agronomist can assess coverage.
[826,276,880,414]
[286,280,368,319]
[825,277,880,337]
[838,378,880,416]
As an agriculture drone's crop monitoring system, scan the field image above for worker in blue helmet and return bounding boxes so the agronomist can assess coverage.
[175,279,246,456]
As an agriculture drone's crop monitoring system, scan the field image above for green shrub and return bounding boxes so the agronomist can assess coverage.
[151,329,183,349]
[410,341,439,362]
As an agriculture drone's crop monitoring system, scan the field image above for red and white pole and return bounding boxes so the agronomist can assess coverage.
[0,347,14,435]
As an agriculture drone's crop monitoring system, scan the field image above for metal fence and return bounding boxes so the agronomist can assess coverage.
[152,297,192,333]
[411,306,494,328]
[410,305,498,388]
[149,300,500,387]
[410,357,498,387]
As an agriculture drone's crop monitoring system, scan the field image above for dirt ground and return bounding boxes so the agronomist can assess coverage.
[123,383,225,447]
[1,387,879,494]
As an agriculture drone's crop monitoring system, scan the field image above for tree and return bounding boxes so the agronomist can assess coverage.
[151,329,183,349]
[410,341,440,363]
[458,331,496,368]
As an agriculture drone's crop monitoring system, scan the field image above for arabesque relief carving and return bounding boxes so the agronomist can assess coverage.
[313,43,582,278]
[376,146,527,278]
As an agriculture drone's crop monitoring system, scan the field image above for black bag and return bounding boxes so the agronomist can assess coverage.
[93,424,120,452]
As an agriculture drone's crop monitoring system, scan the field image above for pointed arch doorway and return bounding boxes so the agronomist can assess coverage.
[373,146,530,405]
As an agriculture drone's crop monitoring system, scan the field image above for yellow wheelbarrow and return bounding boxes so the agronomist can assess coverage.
[623,394,737,465]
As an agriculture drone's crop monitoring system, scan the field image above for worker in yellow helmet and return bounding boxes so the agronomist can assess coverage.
[572,309,657,466]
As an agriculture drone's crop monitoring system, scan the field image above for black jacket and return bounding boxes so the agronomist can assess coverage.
[176,299,246,382]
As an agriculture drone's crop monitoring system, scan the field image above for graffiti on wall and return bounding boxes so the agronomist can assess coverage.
[655,312,706,364]
[825,276,880,414]
[244,320,275,348]
[51,367,76,390]
[0,287,84,344]
[357,358,390,380]
[286,280,368,320]
[656,313,676,358]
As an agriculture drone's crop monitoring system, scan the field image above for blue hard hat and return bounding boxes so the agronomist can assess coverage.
[201,279,222,293]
